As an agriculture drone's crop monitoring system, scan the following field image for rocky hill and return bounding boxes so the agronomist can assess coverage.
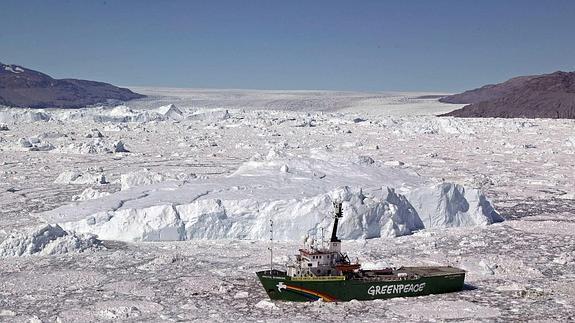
[440,71,575,119]
[0,63,144,108]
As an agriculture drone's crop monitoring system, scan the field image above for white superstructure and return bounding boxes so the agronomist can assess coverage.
[286,202,360,278]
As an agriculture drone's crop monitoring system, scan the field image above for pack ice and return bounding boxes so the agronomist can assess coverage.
[40,154,501,242]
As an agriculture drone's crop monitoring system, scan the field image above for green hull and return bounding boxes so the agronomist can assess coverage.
[256,267,465,302]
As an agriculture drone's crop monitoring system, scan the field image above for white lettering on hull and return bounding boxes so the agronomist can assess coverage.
[367,283,426,296]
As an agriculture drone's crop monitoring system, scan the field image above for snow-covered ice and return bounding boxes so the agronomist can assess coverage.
[0,88,574,321]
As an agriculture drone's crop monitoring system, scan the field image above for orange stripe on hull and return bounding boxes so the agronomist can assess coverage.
[285,285,338,302]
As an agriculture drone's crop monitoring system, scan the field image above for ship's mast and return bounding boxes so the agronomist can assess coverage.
[331,201,343,242]
[269,219,274,273]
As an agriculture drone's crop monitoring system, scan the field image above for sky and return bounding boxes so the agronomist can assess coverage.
[1,0,574,92]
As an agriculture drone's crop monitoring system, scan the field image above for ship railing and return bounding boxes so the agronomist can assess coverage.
[290,275,346,281]
[355,275,417,282]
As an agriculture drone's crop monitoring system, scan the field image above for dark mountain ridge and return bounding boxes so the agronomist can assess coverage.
[440,71,575,119]
[0,63,144,108]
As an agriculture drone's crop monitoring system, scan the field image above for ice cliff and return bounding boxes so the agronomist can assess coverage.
[40,156,501,242]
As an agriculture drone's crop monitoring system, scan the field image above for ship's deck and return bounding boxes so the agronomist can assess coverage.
[399,266,465,277]
[350,266,465,282]
[257,266,465,282]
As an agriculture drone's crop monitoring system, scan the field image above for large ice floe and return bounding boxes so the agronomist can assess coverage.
[0,103,186,125]
[40,154,501,242]
[0,109,51,123]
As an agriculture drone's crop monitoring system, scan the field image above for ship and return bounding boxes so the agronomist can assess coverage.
[256,202,466,302]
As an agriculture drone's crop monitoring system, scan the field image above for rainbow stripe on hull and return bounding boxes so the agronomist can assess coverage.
[277,282,337,302]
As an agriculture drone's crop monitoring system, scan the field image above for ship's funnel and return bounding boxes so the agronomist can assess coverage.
[330,201,343,242]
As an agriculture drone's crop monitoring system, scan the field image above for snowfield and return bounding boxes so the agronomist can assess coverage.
[0,89,574,322]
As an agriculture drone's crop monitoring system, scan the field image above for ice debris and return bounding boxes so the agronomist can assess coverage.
[58,138,129,154]
[187,109,230,121]
[18,137,55,151]
[255,300,279,311]
[233,291,249,299]
[72,188,111,201]
[156,104,184,121]
[54,171,107,185]
[121,169,169,190]
[0,224,101,257]
[356,155,375,165]
[86,128,104,138]
[113,140,129,153]
[553,252,574,265]
[90,105,186,123]
[0,109,50,123]
[120,169,197,190]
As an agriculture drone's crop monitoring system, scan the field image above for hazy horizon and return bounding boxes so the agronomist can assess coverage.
[2,0,574,92]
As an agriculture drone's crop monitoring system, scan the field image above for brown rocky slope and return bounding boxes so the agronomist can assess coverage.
[0,63,144,109]
[440,71,575,119]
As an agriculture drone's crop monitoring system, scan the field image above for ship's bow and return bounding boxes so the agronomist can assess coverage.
[256,270,289,301]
